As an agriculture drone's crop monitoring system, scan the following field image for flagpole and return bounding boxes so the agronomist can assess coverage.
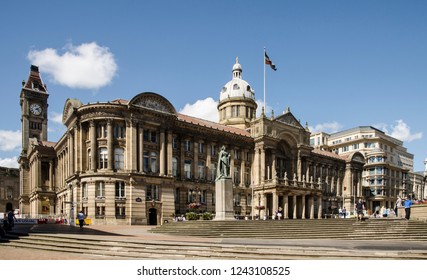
[263,47,266,113]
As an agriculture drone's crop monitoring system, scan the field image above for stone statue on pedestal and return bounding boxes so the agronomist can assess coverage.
[216,145,230,180]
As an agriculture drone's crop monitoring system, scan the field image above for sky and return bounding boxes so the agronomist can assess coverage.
[0,0,426,171]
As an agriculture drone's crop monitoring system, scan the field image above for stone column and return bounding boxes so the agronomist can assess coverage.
[167,131,173,177]
[318,196,323,219]
[260,147,265,183]
[272,191,278,217]
[206,142,212,181]
[283,194,289,219]
[106,119,113,170]
[138,126,144,172]
[193,139,198,178]
[272,151,277,184]
[253,148,259,185]
[293,195,297,219]
[159,130,166,176]
[130,121,137,172]
[240,149,246,187]
[310,196,315,219]
[301,195,306,219]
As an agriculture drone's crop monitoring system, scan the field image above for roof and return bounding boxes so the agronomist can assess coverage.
[177,113,250,137]
[312,148,344,161]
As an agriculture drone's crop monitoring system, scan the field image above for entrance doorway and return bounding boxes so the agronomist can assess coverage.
[148,208,157,225]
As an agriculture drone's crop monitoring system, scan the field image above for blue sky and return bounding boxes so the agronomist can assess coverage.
[0,0,426,171]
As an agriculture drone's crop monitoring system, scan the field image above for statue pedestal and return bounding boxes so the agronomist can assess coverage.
[214,177,234,220]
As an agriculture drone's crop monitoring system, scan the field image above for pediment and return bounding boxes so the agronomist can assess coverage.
[275,112,303,129]
[62,98,82,124]
[128,92,177,115]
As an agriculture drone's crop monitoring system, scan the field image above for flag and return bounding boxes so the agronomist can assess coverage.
[264,51,277,71]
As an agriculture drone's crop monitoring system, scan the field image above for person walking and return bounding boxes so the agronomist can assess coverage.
[7,210,17,230]
[403,196,413,220]
[355,199,365,221]
[395,196,402,217]
[342,207,347,219]
[77,210,85,228]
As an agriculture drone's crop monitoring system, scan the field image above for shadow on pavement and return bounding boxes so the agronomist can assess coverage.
[10,224,127,237]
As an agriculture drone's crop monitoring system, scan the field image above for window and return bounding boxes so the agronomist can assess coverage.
[97,123,107,138]
[234,149,239,160]
[99,148,108,169]
[144,129,157,143]
[247,194,252,206]
[82,182,88,199]
[210,163,216,180]
[95,181,105,198]
[234,167,240,184]
[114,124,125,139]
[95,205,105,217]
[184,160,192,179]
[185,139,192,152]
[352,144,359,150]
[342,146,349,152]
[87,149,92,170]
[143,151,158,173]
[198,142,204,154]
[198,161,205,179]
[201,190,207,204]
[115,181,125,198]
[174,188,180,204]
[150,152,157,173]
[234,193,241,206]
[172,137,178,149]
[114,148,125,170]
[115,204,126,218]
[211,144,217,156]
[172,157,178,177]
[146,185,159,201]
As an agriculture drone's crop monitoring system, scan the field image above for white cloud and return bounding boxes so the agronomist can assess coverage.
[50,112,63,124]
[27,42,117,90]
[389,120,422,142]
[255,99,273,117]
[309,122,343,134]
[179,97,218,122]
[0,157,19,168]
[0,130,21,151]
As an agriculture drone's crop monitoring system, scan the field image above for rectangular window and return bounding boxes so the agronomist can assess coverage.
[172,157,178,177]
[95,205,105,217]
[172,137,178,149]
[95,181,105,198]
[198,161,204,179]
[198,142,204,154]
[151,131,157,143]
[114,124,125,139]
[146,185,159,201]
[82,182,88,199]
[185,140,192,152]
[115,204,126,218]
[114,148,125,170]
[143,151,149,173]
[99,148,108,169]
[143,130,150,141]
[184,160,192,179]
[247,194,252,206]
[115,181,125,198]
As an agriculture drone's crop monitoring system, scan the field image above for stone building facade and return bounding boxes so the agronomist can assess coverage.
[19,60,365,225]
[0,167,20,215]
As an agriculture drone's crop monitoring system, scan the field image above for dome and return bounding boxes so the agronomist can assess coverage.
[219,57,255,101]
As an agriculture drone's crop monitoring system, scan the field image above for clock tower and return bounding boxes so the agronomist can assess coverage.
[18,65,49,214]
[20,65,49,153]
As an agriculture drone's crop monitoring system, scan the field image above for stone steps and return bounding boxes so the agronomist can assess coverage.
[2,232,427,260]
[150,219,427,240]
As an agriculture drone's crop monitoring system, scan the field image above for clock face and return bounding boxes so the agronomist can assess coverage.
[30,103,42,115]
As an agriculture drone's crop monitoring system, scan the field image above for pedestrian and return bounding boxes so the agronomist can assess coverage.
[77,210,85,228]
[7,210,17,230]
[355,199,365,221]
[277,207,283,220]
[403,196,413,220]
[342,207,346,219]
[395,196,402,217]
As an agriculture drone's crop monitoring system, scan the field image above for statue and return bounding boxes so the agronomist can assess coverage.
[216,145,230,180]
